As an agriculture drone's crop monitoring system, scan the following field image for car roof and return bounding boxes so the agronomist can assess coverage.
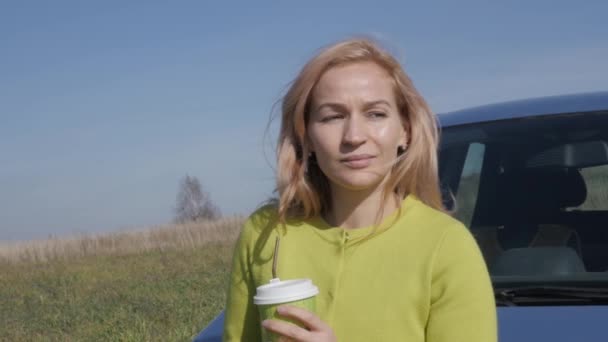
[437,91,608,127]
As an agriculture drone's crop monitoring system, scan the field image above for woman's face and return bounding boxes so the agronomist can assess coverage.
[307,61,407,193]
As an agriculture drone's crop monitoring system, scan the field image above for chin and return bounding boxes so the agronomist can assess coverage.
[328,173,386,192]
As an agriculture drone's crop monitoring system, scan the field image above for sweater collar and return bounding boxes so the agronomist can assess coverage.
[304,195,417,244]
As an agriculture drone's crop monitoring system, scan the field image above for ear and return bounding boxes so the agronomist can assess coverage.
[400,132,407,148]
[400,121,410,147]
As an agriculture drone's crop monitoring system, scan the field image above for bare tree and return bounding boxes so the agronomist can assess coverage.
[174,175,221,223]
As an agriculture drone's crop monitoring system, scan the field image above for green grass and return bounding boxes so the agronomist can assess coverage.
[0,242,234,341]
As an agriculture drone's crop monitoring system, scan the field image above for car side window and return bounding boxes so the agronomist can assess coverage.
[453,143,486,227]
[571,164,608,210]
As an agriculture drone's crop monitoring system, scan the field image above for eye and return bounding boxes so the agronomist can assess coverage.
[320,114,344,123]
[367,111,387,119]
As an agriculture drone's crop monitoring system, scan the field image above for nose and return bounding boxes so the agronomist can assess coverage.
[342,115,366,147]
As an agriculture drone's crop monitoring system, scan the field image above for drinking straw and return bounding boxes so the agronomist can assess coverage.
[272,236,280,279]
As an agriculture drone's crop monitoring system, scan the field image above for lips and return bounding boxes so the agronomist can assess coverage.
[341,154,374,162]
[340,154,375,169]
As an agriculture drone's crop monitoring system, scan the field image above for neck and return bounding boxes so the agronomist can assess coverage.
[324,182,400,230]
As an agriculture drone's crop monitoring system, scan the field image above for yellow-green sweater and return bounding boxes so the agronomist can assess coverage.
[223,195,497,341]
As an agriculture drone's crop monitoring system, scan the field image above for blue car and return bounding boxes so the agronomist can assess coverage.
[195,91,608,342]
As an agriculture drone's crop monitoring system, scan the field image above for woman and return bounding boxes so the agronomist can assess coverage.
[223,38,497,341]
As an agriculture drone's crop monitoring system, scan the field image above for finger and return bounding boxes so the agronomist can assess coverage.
[262,319,309,341]
[277,337,296,342]
[277,305,328,331]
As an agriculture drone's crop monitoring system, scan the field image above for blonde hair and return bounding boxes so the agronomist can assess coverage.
[273,37,445,226]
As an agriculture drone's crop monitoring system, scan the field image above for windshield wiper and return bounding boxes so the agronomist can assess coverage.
[495,286,608,306]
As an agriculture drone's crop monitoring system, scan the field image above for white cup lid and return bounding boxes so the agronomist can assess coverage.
[254,278,319,305]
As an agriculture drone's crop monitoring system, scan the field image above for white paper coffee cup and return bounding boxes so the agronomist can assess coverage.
[255,278,319,342]
[254,278,319,305]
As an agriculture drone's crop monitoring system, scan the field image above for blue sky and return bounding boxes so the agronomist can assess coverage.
[1,1,607,240]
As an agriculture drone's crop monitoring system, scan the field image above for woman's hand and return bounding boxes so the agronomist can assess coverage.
[262,305,337,342]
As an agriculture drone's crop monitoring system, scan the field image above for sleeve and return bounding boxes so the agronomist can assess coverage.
[222,219,262,342]
[425,223,497,342]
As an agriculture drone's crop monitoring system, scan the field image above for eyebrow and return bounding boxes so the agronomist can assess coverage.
[315,100,392,113]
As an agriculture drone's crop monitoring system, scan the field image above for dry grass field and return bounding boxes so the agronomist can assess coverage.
[0,216,244,341]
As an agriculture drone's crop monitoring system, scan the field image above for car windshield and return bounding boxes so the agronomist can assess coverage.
[439,110,608,292]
